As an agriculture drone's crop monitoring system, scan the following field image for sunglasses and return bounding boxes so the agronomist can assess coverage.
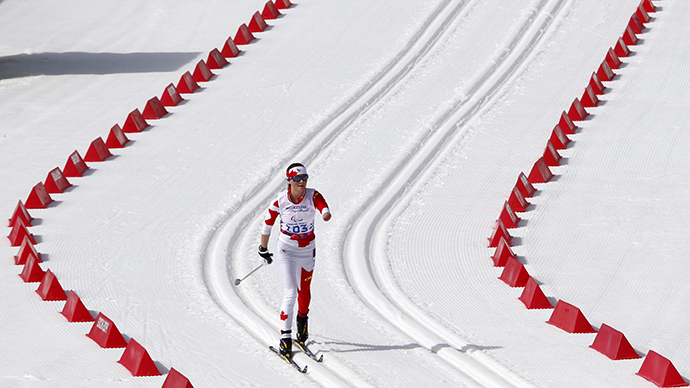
[290,174,309,182]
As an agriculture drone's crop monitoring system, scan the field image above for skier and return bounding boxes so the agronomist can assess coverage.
[258,163,331,359]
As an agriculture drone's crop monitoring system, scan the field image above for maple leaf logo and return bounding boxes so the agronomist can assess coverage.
[280,311,288,321]
[286,166,306,178]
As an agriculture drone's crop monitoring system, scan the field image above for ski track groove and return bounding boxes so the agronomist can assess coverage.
[196,3,520,380]
[343,0,572,387]
[203,0,574,387]
[203,1,483,386]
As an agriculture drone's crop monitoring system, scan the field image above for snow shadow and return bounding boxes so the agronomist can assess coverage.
[0,51,202,80]
[319,339,423,354]
[320,339,502,355]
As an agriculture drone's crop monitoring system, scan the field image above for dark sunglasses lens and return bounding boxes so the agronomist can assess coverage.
[293,174,308,182]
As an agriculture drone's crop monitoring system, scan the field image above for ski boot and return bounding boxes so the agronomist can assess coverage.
[279,335,293,359]
[296,313,309,344]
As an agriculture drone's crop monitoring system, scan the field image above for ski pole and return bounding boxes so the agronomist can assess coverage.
[234,263,264,286]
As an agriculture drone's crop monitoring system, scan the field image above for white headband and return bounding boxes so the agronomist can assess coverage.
[286,165,307,178]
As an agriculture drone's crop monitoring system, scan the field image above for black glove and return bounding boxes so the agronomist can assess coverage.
[258,245,273,265]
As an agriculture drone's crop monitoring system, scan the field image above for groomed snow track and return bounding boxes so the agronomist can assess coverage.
[204,0,572,386]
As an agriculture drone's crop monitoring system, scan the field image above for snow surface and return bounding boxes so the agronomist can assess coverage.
[1,0,688,387]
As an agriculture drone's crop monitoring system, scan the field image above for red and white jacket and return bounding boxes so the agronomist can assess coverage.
[262,188,330,248]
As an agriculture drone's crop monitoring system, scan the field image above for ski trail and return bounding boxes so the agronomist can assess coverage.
[209,1,576,386]
[340,0,570,387]
[204,0,572,386]
[203,0,485,386]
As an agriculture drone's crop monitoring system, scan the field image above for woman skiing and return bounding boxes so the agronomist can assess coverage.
[258,163,331,359]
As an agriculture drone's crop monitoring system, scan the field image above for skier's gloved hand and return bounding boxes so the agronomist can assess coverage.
[258,245,273,265]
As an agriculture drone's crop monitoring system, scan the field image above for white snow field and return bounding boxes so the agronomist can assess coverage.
[1,0,688,387]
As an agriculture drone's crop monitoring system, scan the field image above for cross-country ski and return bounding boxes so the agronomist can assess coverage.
[294,340,324,363]
[269,346,308,374]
